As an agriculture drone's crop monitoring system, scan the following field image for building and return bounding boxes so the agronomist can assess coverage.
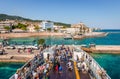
[41,21,54,30]
[27,24,36,32]
[12,29,26,33]
[71,22,92,34]
[60,28,79,35]
[0,20,15,32]
[53,25,63,30]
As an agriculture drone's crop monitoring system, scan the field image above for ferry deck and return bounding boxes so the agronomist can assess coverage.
[9,45,111,79]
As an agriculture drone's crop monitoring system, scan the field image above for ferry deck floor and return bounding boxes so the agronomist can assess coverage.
[50,62,91,79]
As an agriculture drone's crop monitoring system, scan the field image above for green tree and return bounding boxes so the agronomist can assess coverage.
[38,39,45,45]
[54,29,58,32]
[47,28,51,31]
[21,26,27,31]
[34,26,40,32]
[12,25,17,29]
[17,23,27,29]
[4,26,10,31]
[62,26,67,28]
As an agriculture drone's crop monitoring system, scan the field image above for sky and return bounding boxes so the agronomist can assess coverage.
[0,0,120,29]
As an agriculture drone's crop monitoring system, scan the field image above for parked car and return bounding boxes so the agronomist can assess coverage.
[4,46,15,49]
[25,45,39,50]
[0,50,3,55]
[15,45,25,49]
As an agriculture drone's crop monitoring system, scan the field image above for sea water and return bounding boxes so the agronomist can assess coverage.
[0,63,24,79]
[5,32,120,45]
[91,53,120,79]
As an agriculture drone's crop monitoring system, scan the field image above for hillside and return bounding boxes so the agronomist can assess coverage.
[0,14,71,27]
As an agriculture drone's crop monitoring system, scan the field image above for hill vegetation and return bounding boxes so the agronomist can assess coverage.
[0,14,71,27]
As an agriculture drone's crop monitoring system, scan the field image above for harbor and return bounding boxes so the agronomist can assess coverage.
[1,44,120,63]
[0,0,120,78]
[0,32,119,79]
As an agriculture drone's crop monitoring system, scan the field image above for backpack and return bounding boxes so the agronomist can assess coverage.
[59,66,62,71]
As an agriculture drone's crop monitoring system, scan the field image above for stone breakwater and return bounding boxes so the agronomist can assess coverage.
[73,32,108,40]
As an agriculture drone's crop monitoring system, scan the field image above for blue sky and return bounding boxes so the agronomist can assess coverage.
[0,0,120,29]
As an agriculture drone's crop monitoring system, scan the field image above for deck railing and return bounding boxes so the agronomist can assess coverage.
[9,46,55,79]
[73,45,111,79]
[9,54,44,79]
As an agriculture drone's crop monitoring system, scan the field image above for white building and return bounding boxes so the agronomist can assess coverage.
[0,20,15,32]
[41,21,54,30]
[71,22,92,34]
[53,25,63,30]
[27,24,36,32]
[60,28,79,34]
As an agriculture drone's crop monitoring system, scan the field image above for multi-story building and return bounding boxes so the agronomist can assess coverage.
[71,22,92,34]
[27,24,36,32]
[0,20,15,32]
[41,21,54,30]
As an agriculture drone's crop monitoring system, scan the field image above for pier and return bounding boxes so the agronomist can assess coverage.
[81,45,120,54]
[73,32,108,40]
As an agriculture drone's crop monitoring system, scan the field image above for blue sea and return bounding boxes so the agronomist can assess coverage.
[0,29,120,79]
[91,53,120,79]
[4,30,120,45]
[0,63,24,79]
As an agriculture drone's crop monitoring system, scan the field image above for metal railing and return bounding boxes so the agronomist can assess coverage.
[9,46,55,79]
[9,45,57,79]
[73,45,111,79]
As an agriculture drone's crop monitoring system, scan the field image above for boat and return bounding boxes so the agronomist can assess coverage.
[64,35,73,40]
[9,45,111,79]
[25,45,39,50]
[89,42,96,48]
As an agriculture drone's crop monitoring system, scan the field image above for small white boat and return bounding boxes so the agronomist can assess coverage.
[25,45,39,50]
[64,35,72,40]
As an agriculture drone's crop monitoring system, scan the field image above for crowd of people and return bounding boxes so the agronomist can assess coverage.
[14,45,89,79]
[29,45,74,79]
[34,45,74,79]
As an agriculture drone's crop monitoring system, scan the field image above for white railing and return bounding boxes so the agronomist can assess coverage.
[9,45,56,79]
[9,46,54,79]
[73,45,111,79]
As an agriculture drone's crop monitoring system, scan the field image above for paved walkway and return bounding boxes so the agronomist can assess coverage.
[79,71,91,79]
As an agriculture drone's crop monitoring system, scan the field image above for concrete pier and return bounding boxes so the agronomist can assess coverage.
[81,45,120,54]
[0,49,39,62]
[73,32,108,40]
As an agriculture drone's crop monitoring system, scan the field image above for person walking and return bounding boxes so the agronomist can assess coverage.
[58,65,63,76]
[18,48,20,53]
